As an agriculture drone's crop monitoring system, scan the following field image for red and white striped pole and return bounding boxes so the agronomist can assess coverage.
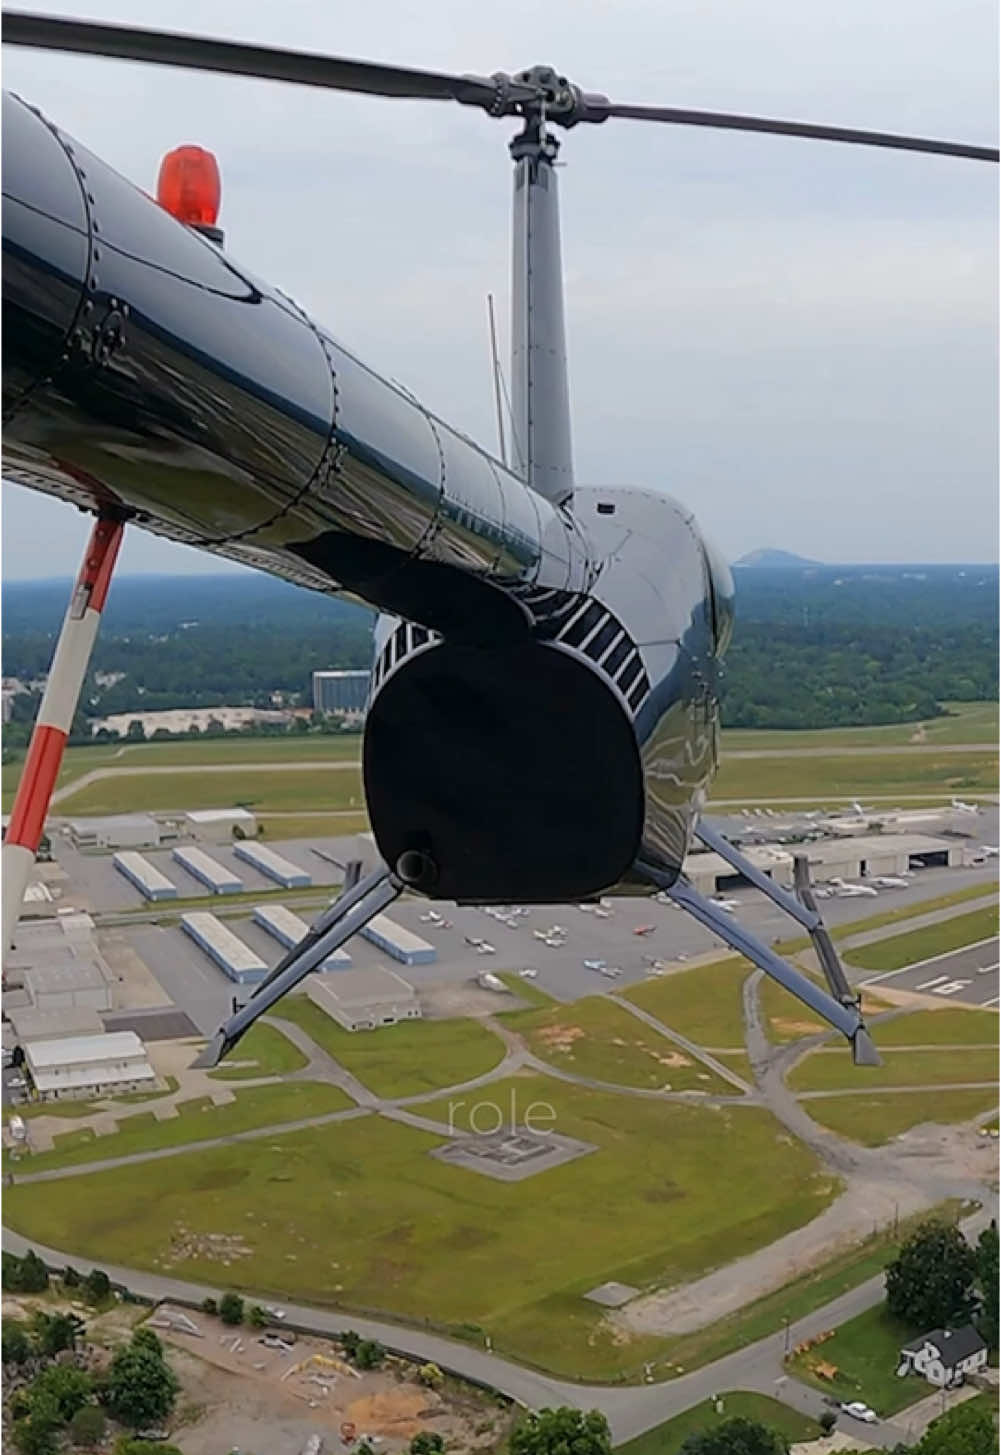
[3,514,125,949]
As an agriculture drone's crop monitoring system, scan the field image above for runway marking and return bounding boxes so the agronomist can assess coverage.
[930,979,973,996]
[976,963,1000,975]
[915,974,950,990]
[862,937,1000,986]
[984,996,999,1007]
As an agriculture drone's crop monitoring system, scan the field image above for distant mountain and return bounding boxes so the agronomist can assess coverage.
[733,548,820,569]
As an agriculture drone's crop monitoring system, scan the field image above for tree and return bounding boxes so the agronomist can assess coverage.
[28,1364,93,1422]
[12,1417,59,1455]
[200,1297,218,1316]
[126,719,146,741]
[84,1267,111,1303]
[511,1407,613,1455]
[974,1220,998,1347]
[31,1311,84,1357]
[70,1405,106,1448]
[410,1435,445,1455]
[247,1304,268,1329]
[679,1417,789,1455]
[62,1265,80,1288]
[818,1410,838,1436]
[916,1400,996,1455]
[4,1249,50,1294]
[218,1292,244,1326]
[885,1220,978,1330]
[131,1327,163,1358]
[339,1329,361,1359]
[104,1342,179,1430]
[354,1338,385,1370]
[3,1320,32,1365]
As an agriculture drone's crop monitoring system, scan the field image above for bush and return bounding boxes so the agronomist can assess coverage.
[417,1362,444,1390]
[410,1436,445,1455]
[28,1364,93,1421]
[339,1328,361,1358]
[819,1410,838,1436]
[3,1320,32,1365]
[62,1266,81,1289]
[84,1268,111,1304]
[69,1405,106,1447]
[218,1292,244,1326]
[200,1297,218,1316]
[248,1305,268,1329]
[354,1339,385,1370]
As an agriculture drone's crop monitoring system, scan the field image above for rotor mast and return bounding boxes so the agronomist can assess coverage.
[509,70,575,509]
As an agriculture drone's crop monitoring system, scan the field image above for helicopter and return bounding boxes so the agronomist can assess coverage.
[1,11,996,1068]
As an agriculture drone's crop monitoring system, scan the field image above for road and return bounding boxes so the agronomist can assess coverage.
[861,939,1000,1008]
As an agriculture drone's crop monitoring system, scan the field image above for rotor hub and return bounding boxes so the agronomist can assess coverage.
[489,65,611,128]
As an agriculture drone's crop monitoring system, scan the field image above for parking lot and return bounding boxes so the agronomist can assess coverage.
[861,939,1000,1008]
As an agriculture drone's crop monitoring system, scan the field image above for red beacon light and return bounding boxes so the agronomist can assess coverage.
[156,145,224,244]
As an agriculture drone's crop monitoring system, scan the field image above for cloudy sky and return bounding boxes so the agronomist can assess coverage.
[2,0,998,576]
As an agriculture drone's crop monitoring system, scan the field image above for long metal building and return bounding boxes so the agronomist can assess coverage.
[361,914,436,966]
[252,903,352,970]
[180,912,268,984]
[113,851,177,901]
[233,841,311,888]
[172,845,243,894]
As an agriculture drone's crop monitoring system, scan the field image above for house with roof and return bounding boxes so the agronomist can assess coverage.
[897,1326,989,1388]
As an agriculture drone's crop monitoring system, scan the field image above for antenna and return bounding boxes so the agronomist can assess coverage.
[486,293,507,466]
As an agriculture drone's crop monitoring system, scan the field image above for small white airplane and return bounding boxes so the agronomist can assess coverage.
[519,967,538,979]
[952,798,980,814]
[831,878,879,897]
[711,897,739,913]
[593,907,611,919]
[583,958,607,970]
[981,845,999,857]
[477,942,496,955]
[872,876,909,889]
[464,935,484,947]
[599,965,622,979]
[420,909,445,924]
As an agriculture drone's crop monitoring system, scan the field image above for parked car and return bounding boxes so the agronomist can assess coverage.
[841,1402,877,1424]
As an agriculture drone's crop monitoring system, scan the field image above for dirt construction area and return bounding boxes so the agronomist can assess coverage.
[156,1307,513,1455]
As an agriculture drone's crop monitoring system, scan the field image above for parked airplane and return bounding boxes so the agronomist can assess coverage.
[633,925,656,936]
[831,879,879,898]
[952,799,980,814]
[871,876,909,889]
[711,897,739,913]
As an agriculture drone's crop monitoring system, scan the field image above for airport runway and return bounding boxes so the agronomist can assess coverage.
[862,938,1000,1008]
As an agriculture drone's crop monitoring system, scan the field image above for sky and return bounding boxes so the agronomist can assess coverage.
[2,0,998,577]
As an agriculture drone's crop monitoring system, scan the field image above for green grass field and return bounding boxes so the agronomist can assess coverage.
[626,1199,967,1383]
[801,1088,999,1145]
[787,1304,928,1416]
[500,994,734,1092]
[788,1046,998,1093]
[271,999,506,1100]
[759,975,892,1044]
[844,905,999,973]
[720,701,998,752]
[258,813,370,838]
[52,766,366,816]
[208,1024,308,1081]
[617,1393,819,1454]
[711,749,997,804]
[4,1078,837,1381]
[621,959,751,1047]
[5,1081,352,1173]
[871,1008,999,1047]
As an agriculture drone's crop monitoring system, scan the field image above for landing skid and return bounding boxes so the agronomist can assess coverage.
[639,819,880,1066]
[192,864,402,1068]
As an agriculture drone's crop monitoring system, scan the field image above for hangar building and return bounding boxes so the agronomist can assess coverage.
[24,1030,155,1100]
[306,967,421,1031]
[69,814,163,850]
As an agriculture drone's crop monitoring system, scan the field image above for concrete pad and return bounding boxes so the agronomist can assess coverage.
[208,1089,237,1107]
[431,1127,596,1182]
[584,1281,640,1308]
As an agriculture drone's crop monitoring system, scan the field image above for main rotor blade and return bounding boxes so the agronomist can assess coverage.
[1,10,532,109]
[603,102,999,162]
